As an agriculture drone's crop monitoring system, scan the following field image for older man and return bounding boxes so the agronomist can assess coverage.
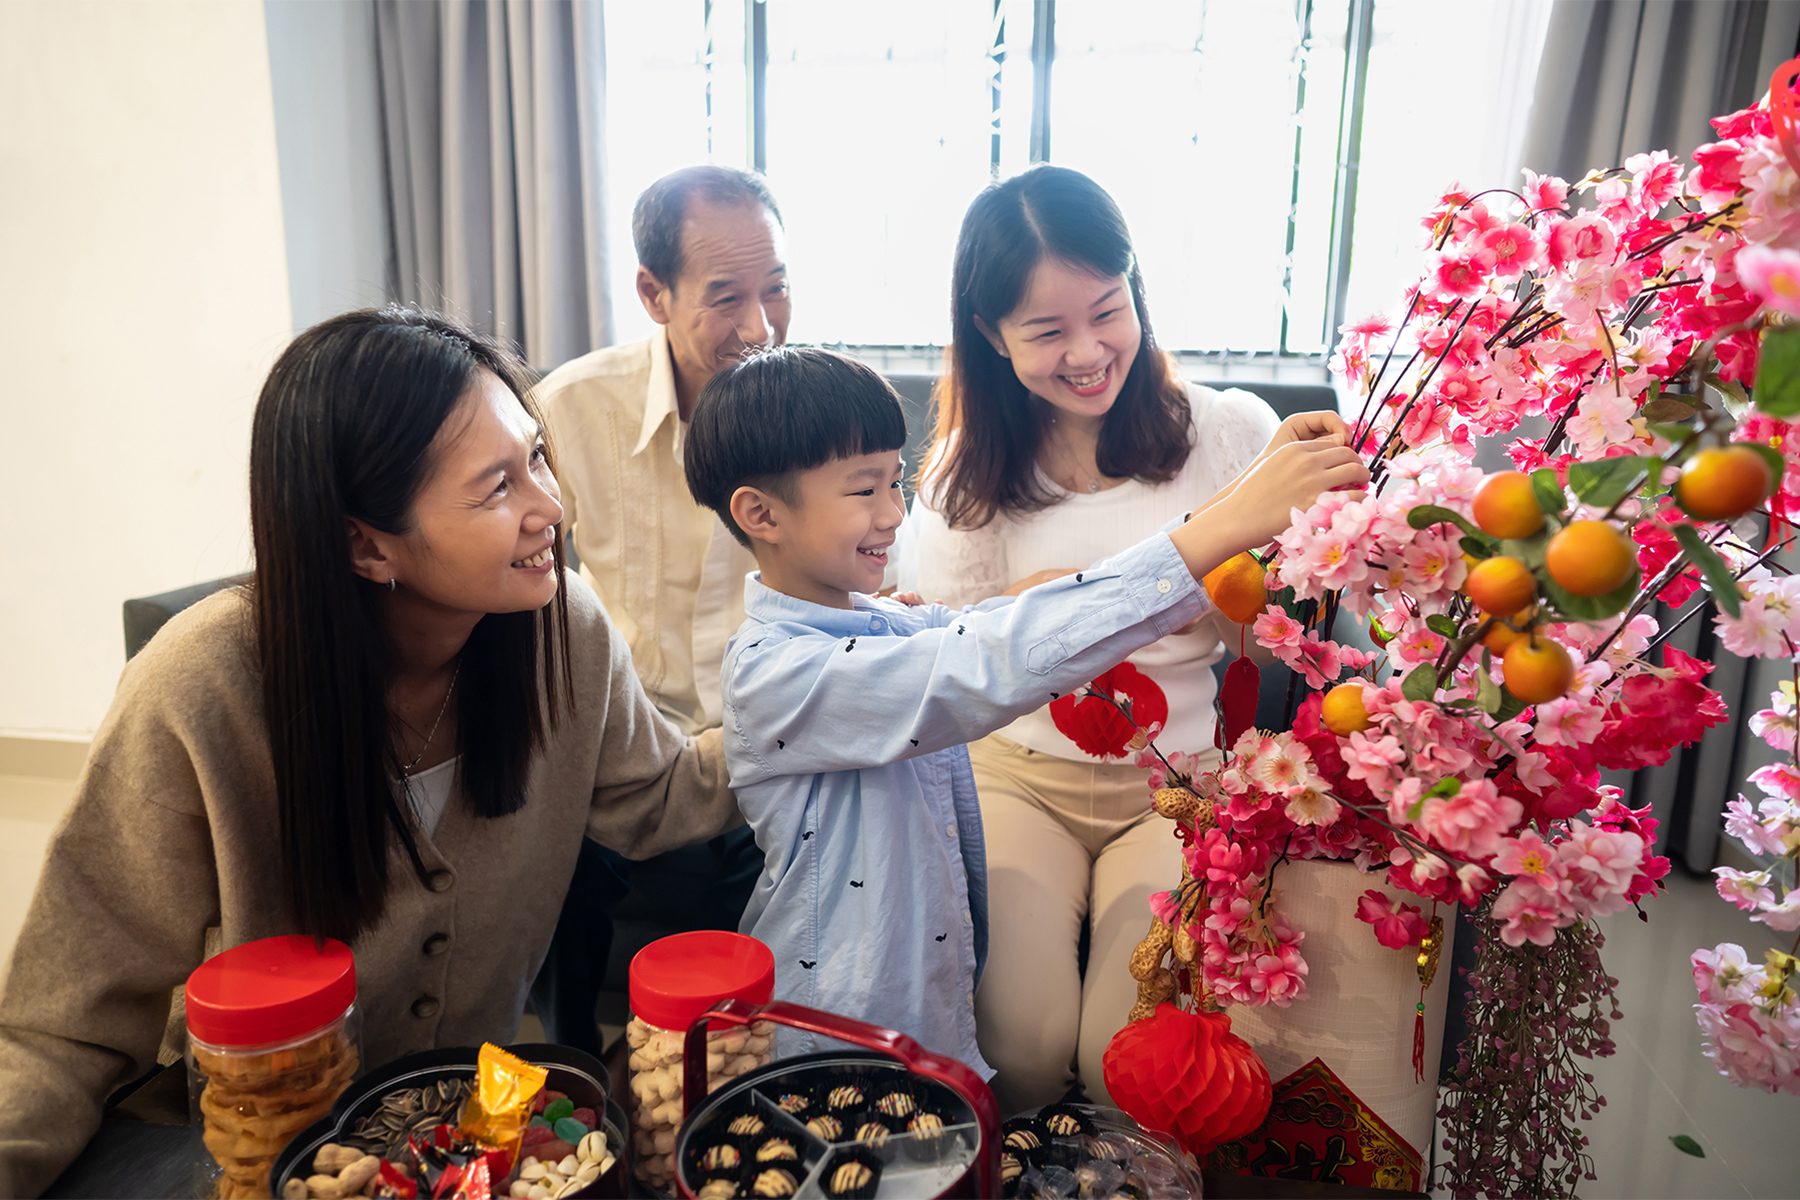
[531,166,787,1049]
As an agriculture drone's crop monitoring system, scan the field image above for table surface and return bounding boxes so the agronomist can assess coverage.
[48,1061,1419,1200]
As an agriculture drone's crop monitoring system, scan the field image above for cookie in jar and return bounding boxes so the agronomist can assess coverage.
[625,932,775,1193]
[185,936,361,1200]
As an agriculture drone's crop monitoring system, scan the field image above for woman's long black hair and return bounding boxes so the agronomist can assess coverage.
[249,305,572,942]
[926,165,1195,530]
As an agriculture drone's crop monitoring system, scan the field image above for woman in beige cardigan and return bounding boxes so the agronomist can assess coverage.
[0,308,740,1196]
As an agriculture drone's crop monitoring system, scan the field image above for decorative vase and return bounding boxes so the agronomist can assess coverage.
[1221,858,1455,1184]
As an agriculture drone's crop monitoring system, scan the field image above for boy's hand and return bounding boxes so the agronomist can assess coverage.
[889,590,928,607]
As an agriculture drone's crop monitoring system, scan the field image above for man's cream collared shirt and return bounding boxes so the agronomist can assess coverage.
[536,325,755,735]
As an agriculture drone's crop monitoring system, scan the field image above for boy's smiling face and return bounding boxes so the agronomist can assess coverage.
[740,450,906,609]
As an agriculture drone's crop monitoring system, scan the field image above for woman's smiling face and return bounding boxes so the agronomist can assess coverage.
[378,368,566,617]
[983,257,1143,424]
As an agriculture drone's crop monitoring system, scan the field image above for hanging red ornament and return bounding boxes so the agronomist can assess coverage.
[1049,662,1169,759]
[1218,654,1261,750]
[1102,1002,1273,1157]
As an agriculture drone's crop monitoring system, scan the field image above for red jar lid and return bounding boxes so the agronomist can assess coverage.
[185,935,357,1048]
[629,931,774,1032]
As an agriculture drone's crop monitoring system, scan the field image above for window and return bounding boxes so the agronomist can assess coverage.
[602,0,1550,365]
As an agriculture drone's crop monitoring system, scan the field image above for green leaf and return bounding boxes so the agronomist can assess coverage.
[1567,456,1658,508]
[1495,687,1527,722]
[1639,393,1704,422]
[1755,328,1800,418]
[1540,564,1642,621]
[1401,664,1440,702]
[1530,468,1567,517]
[1669,1134,1705,1159]
[1408,504,1481,537]
[1477,650,1503,714]
[1426,614,1462,638]
[1648,421,1701,448]
[1461,535,1494,559]
[1425,776,1462,799]
[1706,372,1753,419]
[1673,524,1742,619]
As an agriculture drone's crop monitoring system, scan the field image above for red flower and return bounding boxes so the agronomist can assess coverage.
[1355,889,1432,949]
[1632,518,1702,606]
[1050,662,1169,759]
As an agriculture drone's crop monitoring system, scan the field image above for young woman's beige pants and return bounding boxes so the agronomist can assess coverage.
[970,732,1219,1113]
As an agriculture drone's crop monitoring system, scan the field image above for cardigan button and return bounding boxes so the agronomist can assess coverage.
[1156,578,1173,594]
[422,933,450,957]
[412,995,441,1019]
[427,870,454,893]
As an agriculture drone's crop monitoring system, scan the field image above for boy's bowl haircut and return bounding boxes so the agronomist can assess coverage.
[685,346,910,547]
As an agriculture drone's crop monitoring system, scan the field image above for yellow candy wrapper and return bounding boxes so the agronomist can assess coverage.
[459,1042,549,1169]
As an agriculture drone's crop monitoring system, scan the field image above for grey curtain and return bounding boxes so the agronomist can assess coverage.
[374,0,612,368]
[1520,0,1799,871]
[1522,0,1800,178]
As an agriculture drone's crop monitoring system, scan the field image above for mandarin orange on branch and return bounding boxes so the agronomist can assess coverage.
[1675,446,1774,521]
[1203,552,1269,624]
[1320,682,1373,736]
[1473,471,1547,539]
[1502,636,1575,704]
[1544,520,1635,597]
[1465,556,1537,617]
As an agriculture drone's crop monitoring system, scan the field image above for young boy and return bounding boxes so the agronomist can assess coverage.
[683,346,1363,1073]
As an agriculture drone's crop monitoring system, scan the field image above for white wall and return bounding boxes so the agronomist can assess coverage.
[0,0,295,739]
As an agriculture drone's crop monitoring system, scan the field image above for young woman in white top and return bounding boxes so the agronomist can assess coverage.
[907,165,1346,1110]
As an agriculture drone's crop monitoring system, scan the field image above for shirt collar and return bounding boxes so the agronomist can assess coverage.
[631,324,681,457]
[742,572,891,637]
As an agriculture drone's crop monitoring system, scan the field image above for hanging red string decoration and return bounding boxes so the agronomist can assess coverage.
[1049,662,1169,759]
[1102,1002,1273,1157]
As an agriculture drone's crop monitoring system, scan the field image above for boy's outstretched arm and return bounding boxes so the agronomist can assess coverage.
[722,529,1212,783]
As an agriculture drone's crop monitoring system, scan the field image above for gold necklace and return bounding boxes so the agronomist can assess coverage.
[399,661,461,779]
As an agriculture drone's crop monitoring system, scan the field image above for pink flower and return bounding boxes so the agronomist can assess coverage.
[1433,248,1495,300]
[1491,879,1566,947]
[1478,222,1545,277]
[1715,576,1800,658]
[1737,245,1800,320]
[1687,140,1745,206]
[1492,829,1565,885]
[1244,733,1321,796]
[1546,213,1619,272]
[1532,695,1606,746]
[1252,607,1304,649]
[1565,386,1639,456]
[1284,786,1341,827]
[1627,150,1682,209]
[1556,820,1646,917]
[1414,777,1523,859]
[1522,168,1570,213]
[1750,892,1800,933]
[1692,942,1756,1005]
[1354,889,1431,949]
[1148,888,1182,924]
[1714,867,1777,912]
[1694,1000,1800,1092]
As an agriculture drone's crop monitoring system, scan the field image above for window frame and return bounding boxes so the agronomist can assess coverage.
[709,0,1381,375]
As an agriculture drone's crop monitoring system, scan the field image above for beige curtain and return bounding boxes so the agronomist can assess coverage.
[375,0,613,367]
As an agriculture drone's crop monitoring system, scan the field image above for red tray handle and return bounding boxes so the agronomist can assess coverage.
[682,998,1002,1198]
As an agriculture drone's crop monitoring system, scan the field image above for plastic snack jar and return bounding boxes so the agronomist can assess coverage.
[185,935,362,1200]
[626,931,775,1192]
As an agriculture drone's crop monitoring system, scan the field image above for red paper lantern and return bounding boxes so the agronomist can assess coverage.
[1103,1002,1273,1156]
[1050,662,1169,759]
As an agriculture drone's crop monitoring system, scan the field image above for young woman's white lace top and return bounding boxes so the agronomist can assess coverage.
[901,381,1279,758]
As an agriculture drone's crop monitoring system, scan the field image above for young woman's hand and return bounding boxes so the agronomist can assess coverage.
[1222,439,1369,546]
[1267,409,1350,448]
[1003,567,1079,596]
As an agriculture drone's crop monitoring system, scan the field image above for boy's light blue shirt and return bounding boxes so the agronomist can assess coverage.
[720,530,1212,1075]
